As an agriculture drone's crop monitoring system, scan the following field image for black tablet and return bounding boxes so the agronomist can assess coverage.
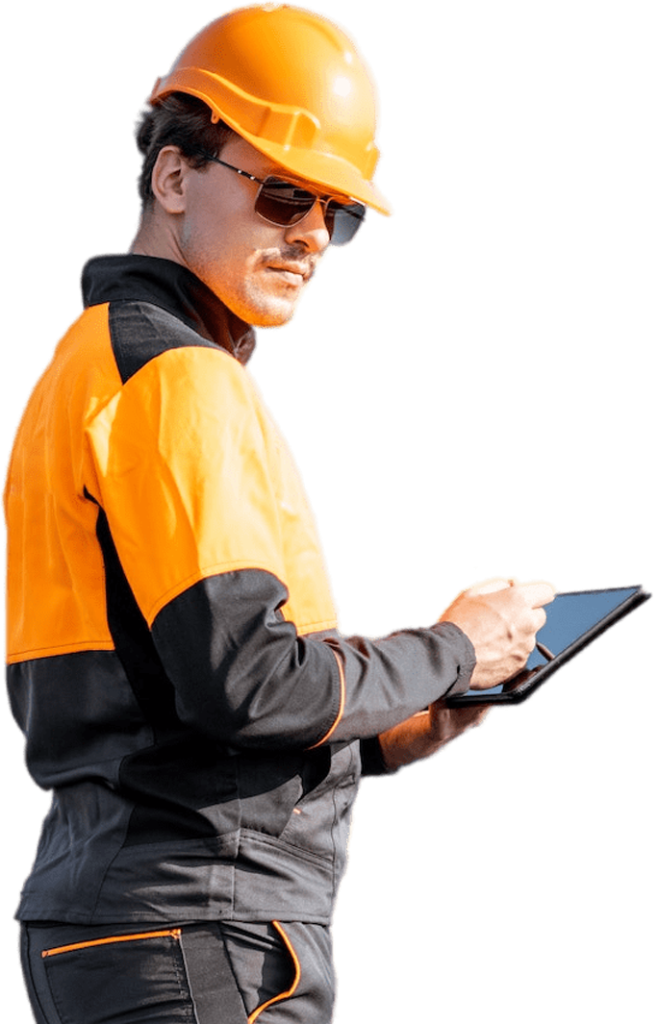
[446,585,651,707]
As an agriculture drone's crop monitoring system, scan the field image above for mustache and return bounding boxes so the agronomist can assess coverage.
[278,244,313,262]
[266,244,320,278]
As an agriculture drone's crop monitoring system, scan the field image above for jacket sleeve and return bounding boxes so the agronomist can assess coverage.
[87,345,475,752]
[149,574,475,750]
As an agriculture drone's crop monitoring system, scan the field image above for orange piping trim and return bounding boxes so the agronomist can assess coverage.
[307,648,346,749]
[41,928,182,959]
[248,921,301,1023]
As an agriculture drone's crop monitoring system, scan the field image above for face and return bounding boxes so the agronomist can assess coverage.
[173,136,333,327]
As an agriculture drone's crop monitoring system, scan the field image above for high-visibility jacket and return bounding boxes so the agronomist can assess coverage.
[5,255,474,925]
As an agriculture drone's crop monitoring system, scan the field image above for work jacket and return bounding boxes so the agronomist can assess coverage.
[5,255,475,925]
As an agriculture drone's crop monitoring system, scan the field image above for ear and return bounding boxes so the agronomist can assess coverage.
[150,146,193,215]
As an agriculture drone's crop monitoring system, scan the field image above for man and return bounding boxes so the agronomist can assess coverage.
[5,7,553,1022]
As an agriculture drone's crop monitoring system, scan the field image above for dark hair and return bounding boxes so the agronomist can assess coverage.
[135,93,235,206]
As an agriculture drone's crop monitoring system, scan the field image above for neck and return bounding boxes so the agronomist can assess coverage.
[130,207,184,266]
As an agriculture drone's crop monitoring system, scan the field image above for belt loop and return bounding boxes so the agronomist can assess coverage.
[179,925,248,1024]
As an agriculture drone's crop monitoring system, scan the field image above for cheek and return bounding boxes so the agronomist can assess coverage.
[180,211,238,282]
[182,175,237,250]
[180,228,264,316]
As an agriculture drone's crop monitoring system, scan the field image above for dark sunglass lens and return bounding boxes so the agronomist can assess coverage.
[254,177,366,244]
[255,179,316,226]
[326,202,366,246]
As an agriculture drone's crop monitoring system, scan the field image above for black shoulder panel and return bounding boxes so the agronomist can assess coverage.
[109,301,218,384]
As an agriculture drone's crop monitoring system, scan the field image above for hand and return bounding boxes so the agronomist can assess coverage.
[428,699,489,743]
[440,578,555,690]
[379,702,489,770]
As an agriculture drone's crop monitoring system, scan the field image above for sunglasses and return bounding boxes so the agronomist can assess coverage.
[201,153,366,245]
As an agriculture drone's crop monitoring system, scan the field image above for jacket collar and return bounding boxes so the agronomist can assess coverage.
[81,255,256,365]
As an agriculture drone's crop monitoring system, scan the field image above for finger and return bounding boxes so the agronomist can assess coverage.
[532,606,548,631]
[434,704,489,733]
[469,706,490,727]
[478,704,495,729]
[517,581,556,602]
[464,578,512,597]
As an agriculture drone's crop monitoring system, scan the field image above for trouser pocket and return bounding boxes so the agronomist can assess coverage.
[219,921,334,1024]
[28,926,197,1024]
[228,921,301,1023]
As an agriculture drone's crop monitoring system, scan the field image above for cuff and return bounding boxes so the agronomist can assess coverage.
[430,621,477,697]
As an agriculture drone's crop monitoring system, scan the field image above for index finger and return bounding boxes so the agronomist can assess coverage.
[515,581,556,607]
[464,578,512,597]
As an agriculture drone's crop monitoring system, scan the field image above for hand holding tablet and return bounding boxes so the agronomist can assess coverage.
[445,585,650,707]
[440,579,556,690]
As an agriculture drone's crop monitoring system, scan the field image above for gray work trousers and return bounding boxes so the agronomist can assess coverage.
[21,920,335,1023]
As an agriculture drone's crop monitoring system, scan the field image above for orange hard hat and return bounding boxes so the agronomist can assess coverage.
[150,4,390,215]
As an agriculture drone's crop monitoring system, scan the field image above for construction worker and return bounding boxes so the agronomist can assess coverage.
[6,6,553,1021]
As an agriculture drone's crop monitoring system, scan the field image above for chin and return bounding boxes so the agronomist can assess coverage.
[229,293,300,328]
[254,309,300,329]
[202,267,306,327]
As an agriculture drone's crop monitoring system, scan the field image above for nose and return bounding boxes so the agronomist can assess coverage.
[284,199,331,253]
